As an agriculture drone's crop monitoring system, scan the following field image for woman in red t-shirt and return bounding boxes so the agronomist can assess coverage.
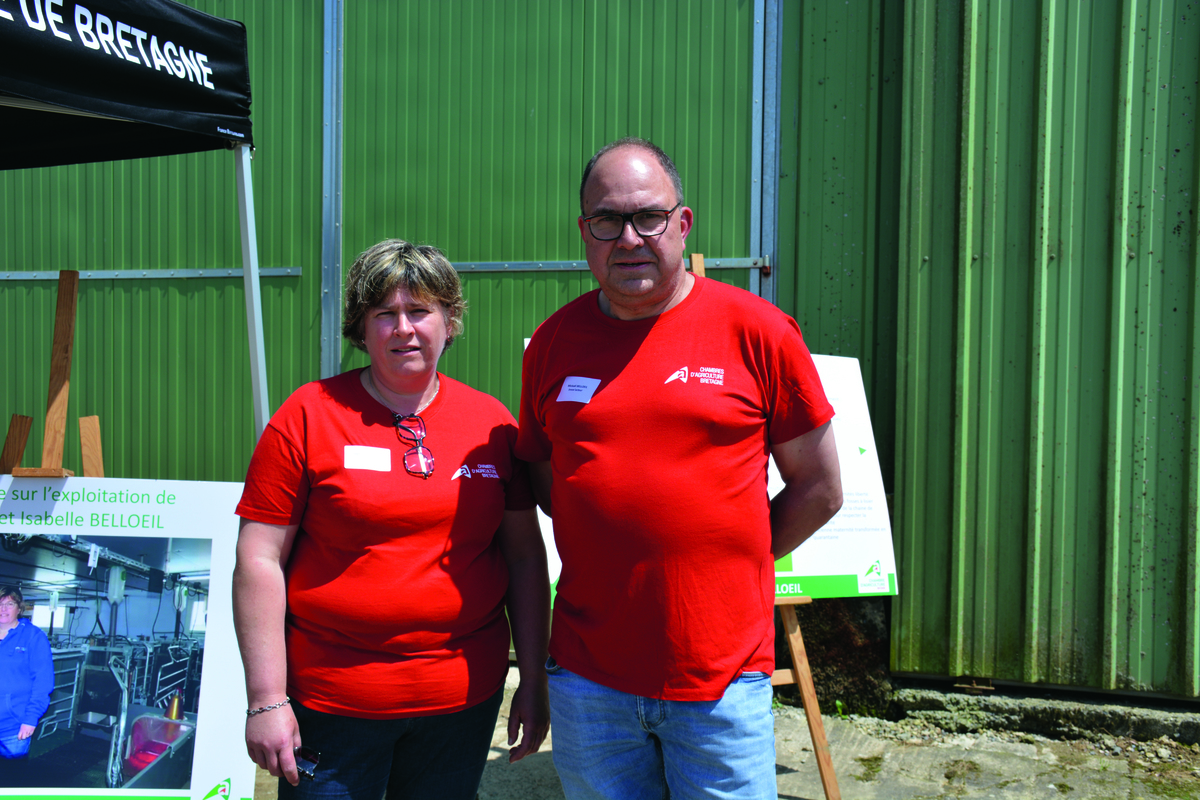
[232,240,549,800]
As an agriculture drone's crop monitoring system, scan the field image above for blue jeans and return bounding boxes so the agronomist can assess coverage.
[0,733,29,759]
[0,695,31,760]
[546,659,777,800]
[279,688,503,800]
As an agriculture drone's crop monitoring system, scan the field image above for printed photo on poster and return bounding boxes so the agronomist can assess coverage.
[0,532,211,791]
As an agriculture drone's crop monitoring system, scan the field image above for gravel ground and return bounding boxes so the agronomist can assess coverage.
[773,705,1200,799]
[253,682,1200,799]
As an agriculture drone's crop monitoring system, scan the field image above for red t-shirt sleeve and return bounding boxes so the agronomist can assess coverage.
[764,316,835,445]
[516,322,554,463]
[501,418,537,510]
[235,415,310,526]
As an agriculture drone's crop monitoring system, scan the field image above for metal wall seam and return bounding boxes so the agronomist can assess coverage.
[760,0,780,305]
[751,0,765,300]
[949,0,982,678]
[1103,0,1139,691]
[1057,0,1102,692]
[976,0,1005,680]
[1137,0,1174,691]
[1188,102,1200,696]
[320,0,345,379]
[0,269,303,280]
[860,0,885,385]
[893,0,934,672]
[1024,0,1057,687]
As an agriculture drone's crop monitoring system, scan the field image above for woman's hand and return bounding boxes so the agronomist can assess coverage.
[245,704,303,786]
[506,676,549,763]
[17,724,35,741]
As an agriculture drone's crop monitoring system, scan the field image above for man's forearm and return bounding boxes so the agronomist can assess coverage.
[769,471,843,558]
[507,553,551,680]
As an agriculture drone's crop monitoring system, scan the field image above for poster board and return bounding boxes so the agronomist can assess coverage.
[772,354,897,599]
[0,475,255,800]
[533,353,897,601]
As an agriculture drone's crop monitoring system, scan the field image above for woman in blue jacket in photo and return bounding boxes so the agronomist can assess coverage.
[0,586,53,761]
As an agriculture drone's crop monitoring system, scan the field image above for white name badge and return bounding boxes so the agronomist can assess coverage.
[344,445,391,471]
[557,376,602,403]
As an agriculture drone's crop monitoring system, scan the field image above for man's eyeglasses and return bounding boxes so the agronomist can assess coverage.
[0,602,18,610]
[393,413,434,479]
[582,203,680,241]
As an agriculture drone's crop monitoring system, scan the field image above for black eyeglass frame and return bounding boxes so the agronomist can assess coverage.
[581,202,682,241]
[392,412,435,479]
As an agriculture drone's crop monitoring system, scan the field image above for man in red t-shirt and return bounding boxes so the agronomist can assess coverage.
[516,138,843,799]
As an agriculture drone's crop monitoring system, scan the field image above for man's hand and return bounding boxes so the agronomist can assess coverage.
[17,724,35,741]
[245,705,303,786]
[506,677,550,763]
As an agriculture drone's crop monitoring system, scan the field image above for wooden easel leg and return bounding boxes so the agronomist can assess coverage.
[690,253,706,277]
[779,603,841,800]
[41,270,79,470]
[0,414,34,474]
[79,416,104,478]
[14,270,78,478]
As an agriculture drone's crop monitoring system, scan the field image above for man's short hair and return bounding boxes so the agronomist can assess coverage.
[579,137,684,214]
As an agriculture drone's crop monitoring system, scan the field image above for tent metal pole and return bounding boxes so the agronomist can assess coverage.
[236,144,270,440]
[320,0,345,378]
[751,0,765,299]
[762,0,782,307]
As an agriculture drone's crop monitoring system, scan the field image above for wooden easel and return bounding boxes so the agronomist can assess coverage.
[1,270,105,478]
[773,596,841,800]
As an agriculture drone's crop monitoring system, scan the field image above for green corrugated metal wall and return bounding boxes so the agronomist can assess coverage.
[5,0,1197,700]
[0,0,324,481]
[776,0,903,489]
[339,0,756,414]
[894,0,1200,696]
[0,0,758,476]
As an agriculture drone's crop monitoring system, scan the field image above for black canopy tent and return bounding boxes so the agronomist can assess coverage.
[1,0,269,437]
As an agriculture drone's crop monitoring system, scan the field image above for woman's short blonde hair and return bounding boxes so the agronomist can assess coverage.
[342,239,465,352]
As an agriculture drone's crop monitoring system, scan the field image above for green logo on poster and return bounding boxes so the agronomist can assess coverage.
[202,778,231,800]
[864,560,881,577]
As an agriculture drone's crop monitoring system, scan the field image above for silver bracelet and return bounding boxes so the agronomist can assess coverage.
[247,697,290,717]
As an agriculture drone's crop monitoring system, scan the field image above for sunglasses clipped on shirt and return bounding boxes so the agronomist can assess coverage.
[392,413,434,479]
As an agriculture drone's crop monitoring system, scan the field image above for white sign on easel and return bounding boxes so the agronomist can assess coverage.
[772,354,897,599]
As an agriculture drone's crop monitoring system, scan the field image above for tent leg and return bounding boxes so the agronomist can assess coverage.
[236,144,270,440]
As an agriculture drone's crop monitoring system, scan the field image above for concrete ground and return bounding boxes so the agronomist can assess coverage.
[255,670,1200,799]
